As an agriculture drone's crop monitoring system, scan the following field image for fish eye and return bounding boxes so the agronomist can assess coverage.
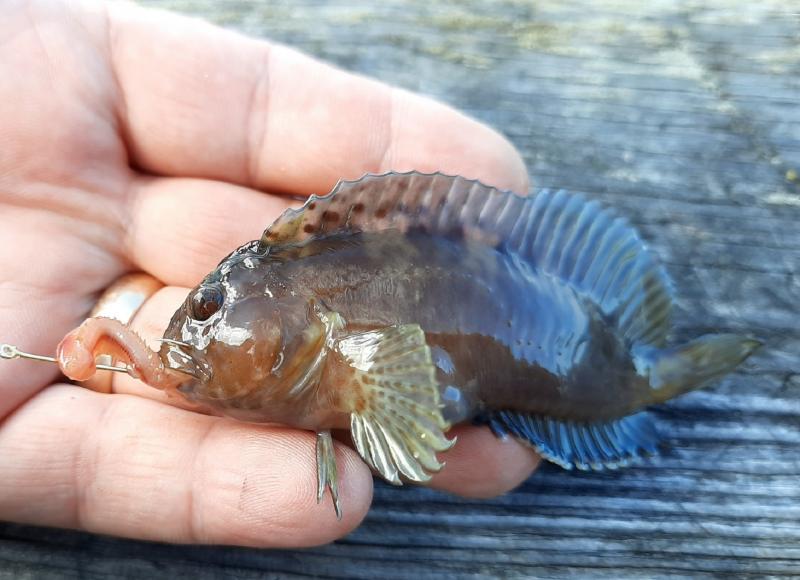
[189,285,225,321]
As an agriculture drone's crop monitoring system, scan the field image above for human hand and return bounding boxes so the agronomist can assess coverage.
[0,0,538,547]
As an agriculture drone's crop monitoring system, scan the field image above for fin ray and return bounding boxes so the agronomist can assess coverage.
[262,171,674,347]
[496,411,660,470]
[336,323,454,485]
[315,431,342,519]
[639,334,763,401]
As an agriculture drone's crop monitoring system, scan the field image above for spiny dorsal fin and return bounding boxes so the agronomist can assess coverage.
[261,172,502,245]
[262,171,674,346]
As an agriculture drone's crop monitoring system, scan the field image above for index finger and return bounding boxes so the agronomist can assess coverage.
[106,3,529,195]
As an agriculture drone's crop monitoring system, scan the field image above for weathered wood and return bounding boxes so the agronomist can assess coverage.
[1,0,798,577]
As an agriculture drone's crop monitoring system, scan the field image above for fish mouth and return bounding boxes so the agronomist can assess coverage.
[157,338,212,383]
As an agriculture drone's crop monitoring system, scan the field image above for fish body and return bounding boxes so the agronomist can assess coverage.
[157,172,759,509]
[215,230,650,424]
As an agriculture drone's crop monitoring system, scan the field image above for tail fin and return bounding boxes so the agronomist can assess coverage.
[635,334,762,402]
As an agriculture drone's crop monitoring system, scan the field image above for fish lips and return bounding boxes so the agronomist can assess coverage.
[158,340,213,384]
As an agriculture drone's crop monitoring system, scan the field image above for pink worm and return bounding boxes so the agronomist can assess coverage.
[57,317,186,391]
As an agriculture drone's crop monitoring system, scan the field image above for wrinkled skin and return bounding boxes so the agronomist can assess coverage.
[0,0,537,548]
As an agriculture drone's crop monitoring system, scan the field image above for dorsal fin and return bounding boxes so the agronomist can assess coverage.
[261,171,674,346]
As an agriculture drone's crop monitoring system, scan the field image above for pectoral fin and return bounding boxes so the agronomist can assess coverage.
[335,324,455,485]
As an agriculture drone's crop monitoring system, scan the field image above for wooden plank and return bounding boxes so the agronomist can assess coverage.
[1,0,797,577]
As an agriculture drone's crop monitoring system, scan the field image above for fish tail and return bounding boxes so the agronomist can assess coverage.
[635,334,762,402]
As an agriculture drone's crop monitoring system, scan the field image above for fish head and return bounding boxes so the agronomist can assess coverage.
[158,241,330,419]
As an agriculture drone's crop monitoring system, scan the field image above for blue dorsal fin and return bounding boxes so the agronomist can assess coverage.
[510,189,674,347]
[496,411,660,470]
[261,171,674,347]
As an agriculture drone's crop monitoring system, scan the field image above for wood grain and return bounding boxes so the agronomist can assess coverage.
[1,0,798,577]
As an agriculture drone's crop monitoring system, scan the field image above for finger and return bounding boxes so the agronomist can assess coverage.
[430,425,540,498]
[106,3,529,195]
[0,385,372,547]
[0,204,126,416]
[127,176,294,287]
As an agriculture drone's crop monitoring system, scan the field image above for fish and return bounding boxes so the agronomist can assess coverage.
[52,171,761,518]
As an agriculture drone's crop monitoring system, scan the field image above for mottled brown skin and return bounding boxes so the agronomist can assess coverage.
[159,230,658,429]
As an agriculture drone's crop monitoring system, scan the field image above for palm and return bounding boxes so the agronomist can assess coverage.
[0,0,536,548]
[0,8,128,401]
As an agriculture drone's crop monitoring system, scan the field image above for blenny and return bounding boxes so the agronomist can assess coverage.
[20,172,763,517]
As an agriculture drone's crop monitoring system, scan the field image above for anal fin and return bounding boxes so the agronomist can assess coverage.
[495,411,660,470]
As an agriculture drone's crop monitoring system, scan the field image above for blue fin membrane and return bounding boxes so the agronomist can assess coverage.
[494,410,661,470]
[262,172,674,348]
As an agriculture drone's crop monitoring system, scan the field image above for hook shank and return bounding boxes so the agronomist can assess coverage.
[0,343,132,374]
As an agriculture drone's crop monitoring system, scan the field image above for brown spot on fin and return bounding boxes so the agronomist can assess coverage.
[334,323,455,485]
[260,171,507,247]
[261,213,307,245]
[260,171,673,347]
[494,411,660,470]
